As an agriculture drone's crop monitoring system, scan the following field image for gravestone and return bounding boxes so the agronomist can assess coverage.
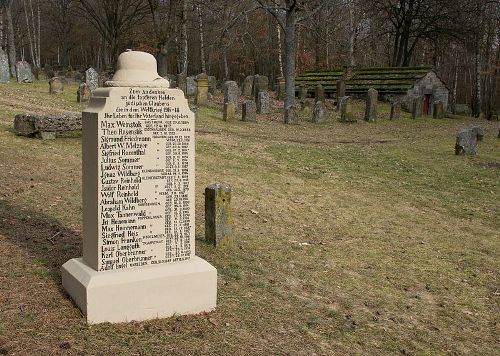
[299,86,308,100]
[284,105,299,124]
[15,61,34,83]
[433,101,444,119]
[277,77,285,101]
[390,102,401,120]
[208,76,217,94]
[223,81,239,107]
[195,73,209,106]
[242,75,254,97]
[364,88,378,121]
[253,75,269,102]
[242,100,256,122]
[77,83,91,103]
[205,183,233,246]
[336,80,346,110]
[223,102,235,121]
[186,76,196,96]
[0,49,10,83]
[315,84,325,103]
[61,51,217,324]
[85,67,99,92]
[339,96,356,122]
[455,127,484,155]
[312,101,326,123]
[49,77,64,94]
[14,112,81,138]
[412,96,423,119]
[256,91,270,114]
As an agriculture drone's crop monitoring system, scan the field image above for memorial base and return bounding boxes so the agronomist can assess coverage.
[61,256,217,324]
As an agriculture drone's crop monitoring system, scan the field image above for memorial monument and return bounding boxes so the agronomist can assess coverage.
[62,50,217,324]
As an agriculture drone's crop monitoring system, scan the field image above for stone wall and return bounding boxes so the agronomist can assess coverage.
[406,71,449,114]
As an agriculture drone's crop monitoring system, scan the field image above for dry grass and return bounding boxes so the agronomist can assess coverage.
[0,81,498,355]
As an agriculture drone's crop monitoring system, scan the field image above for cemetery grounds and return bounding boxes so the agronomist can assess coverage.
[0,81,498,355]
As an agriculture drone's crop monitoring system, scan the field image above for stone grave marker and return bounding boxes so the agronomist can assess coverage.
[312,101,326,123]
[186,76,196,96]
[61,51,217,324]
[284,105,299,124]
[77,83,91,103]
[0,49,10,83]
[390,102,401,120]
[299,85,307,100]
[49,77,64,94]
[15,61,34,83]
[253,75,268,102]
[364,88,378,121]
[315,84,325,103]
[455,127,484,155]
[205,183,233,246]
[339,96,356,122]
[223,102,235,121]
[242,75,254,97]
[242,100,256,122]
[85,67,99,92]
[336,80,346,111]
[257,91,269,114]
[433,101,444,119]
[195,73,209,106]
[412,96,423,119]
[277,77,285,101]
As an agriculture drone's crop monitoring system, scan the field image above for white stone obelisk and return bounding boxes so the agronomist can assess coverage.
[62,51,217,324]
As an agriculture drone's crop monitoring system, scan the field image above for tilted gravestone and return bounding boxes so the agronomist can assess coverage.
[312,101,327,123]
[256,91,270,114]
[315,84,325,103]
[390,102,401,120]
[433,101,444,119]
[339,96,356,122]
[49,77,64,94]
[85,67,99,92]
[0,49,10,83]
[205,183,233,246]
[61,51,217,324]
[455,127,484,155]
[242,100,256,122]
[242,75,254,97]
[364,88,378,121]
[15,61,34,83]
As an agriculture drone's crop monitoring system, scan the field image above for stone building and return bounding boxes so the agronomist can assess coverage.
[295,66,450,115]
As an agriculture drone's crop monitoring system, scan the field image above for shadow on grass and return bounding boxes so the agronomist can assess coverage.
[0,200,81,286]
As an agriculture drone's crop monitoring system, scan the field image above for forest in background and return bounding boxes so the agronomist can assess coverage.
[0,0,498,118]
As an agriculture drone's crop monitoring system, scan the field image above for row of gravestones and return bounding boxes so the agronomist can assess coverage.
[0,49,35,83]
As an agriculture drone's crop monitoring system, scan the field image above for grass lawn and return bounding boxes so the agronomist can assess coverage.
[0,81,498,355]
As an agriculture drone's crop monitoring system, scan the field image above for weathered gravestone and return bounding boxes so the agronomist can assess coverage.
[284,105,299,124]
[390,102,401,120]
[223,102,235,121]
[14,112,81,138]
[77,83,91,103]
[15,61,34,83]
[433,101,444,119]
[85,67,99,92]
[186,76,196,96]
[61,51,217,324]
[299,85,308,101]
[455,127,484,155]
[315,84,325,103]
[49,77,64,94]
[242,75,254,97]
[256,91,270,114]
[339,96,356,122]
[364,88,378,121]
[0,49,10,83]
[205,183,233,246]
[253,75,269,102]
[277,77,285,101]
[411,96,423,119]
[223,81,238,107]
[312,101,327,123]
[195,73,209,106]
[242,100,256,122]
[336,80,346,111]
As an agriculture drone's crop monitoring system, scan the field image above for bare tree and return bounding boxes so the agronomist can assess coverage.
[1,0,16,77]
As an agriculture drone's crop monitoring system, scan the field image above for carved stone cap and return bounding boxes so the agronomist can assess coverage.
[105,50,169,88]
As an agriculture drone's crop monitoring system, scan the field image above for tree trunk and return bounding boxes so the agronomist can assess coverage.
[157,43,168,77]
[283,8,296,116]
[276,12,283,77]
[180,0,188,76]
[348,0,355,67]
[4,0,16,77]
[474,48,482,117]
[197,3,206,73]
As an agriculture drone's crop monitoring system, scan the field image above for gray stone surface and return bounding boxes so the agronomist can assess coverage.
[284,105,299,124]
[242,100,257,122]
[364,88,378,121]
[256,91,269,114]
[455,127,484,155]
[14,112,82,137]
[390,102,401,120]
[0,49,10,83]
[312,101,326,123]
[433,101,444,119]
[77,83,91,103]
[339,96,356,122]
[223,81,239,107]
[242,75,254,97]
[411,96,423,119]
[299,86,307,100]
[253,75,269,101]
[315,84,325,103]
[15,61,34,83]
[223,102,236,121]
[85,68,98,92]
[205,183,233,246]
[49,77,64,94]
[186,76,196,96]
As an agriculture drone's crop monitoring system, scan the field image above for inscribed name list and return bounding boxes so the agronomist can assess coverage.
[97,87,194,271]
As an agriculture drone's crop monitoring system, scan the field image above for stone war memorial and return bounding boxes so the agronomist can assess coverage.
[61,51,217,324]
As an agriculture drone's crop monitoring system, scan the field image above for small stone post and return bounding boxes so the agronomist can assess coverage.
[277,77,285,101]
[364,88,378,121]
[205,183,233,246]
[336,80,346,111]
[312,101,326,123]
[390,102,401,120]
[223,102,235,121]
[242,100,257,122]
[433,101,444,119]
[315,84,325,103]
[257,91,270,114]
[195,73,209,106]
[339,96,356,122]
[412,96,423,119]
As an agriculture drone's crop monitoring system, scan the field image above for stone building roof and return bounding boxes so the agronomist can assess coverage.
[295,66,447,96]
